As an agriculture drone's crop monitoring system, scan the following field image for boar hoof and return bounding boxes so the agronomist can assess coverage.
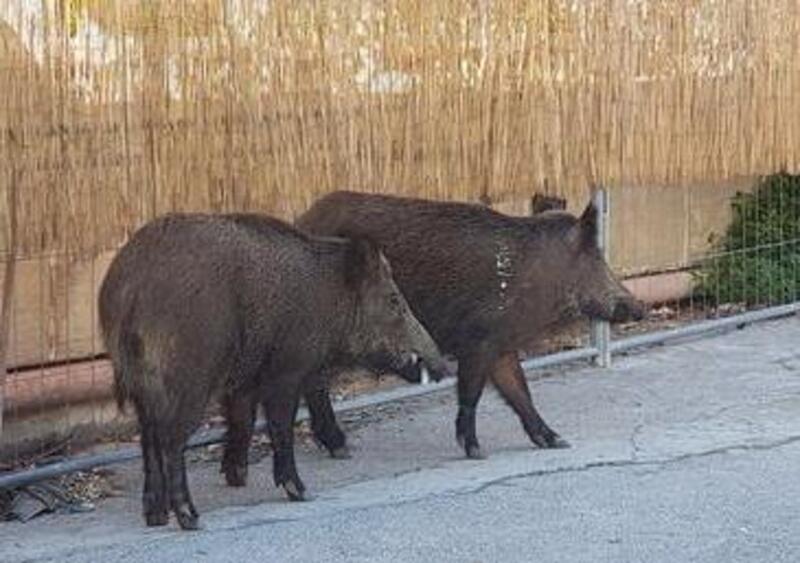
[144,511,169,527]
[223,464,248,487]
[330,446,352,460]
[465,444,486,460]
[457,435,485,460]
[531,431,570,449]
[282,481,308,502]
[175,506,200,531]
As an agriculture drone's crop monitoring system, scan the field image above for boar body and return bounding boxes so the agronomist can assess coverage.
[298,192,644,458]
[99,213,447,529]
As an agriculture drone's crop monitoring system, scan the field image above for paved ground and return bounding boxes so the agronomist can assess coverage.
[2,317,800,562]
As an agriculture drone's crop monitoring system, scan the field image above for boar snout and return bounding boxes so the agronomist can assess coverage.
[416,351,453,382]
[399,317,453,382]
[611,298,646,323]
[395,353,449,383]
[399,348,452,383]
[580,289,646,324]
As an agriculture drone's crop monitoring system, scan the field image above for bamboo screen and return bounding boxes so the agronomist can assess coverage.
[1,0,799,259]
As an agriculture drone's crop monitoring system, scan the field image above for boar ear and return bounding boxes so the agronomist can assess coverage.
[344,236,382,289]
[577,201,598,248]
[531,194,567,215]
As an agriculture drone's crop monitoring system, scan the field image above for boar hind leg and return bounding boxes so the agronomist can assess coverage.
[136,411,169,527]
[221,392,257,487]
[490,352,569,449]
[304,375,349,459]
[160,425,200,531]
[155,391,204,532]
[263,377,307,502]
[455,352,491,459]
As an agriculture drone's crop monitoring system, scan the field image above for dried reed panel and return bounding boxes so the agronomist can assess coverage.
[1,0,799,260]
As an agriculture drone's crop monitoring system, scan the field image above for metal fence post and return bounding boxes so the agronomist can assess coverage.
[591,188,612,367]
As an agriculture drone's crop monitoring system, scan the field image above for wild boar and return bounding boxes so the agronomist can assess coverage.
[98,213,449,530]
[297,191,645,459]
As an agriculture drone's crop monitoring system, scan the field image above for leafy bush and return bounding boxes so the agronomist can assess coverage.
[694,172,800,306]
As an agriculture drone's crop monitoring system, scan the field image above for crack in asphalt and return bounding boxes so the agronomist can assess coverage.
[774,358,800,373]
[686,403,744,424]
[463,433,800,496]
[630,423,644,460]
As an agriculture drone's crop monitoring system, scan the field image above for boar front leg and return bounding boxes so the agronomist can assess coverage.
[262,375,307,502]
[304,373,350,459]
[490,352,569,449]
[455,351,492,459]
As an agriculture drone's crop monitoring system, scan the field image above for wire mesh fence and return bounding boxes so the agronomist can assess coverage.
[610,173,800,342]
[1,0,800,481]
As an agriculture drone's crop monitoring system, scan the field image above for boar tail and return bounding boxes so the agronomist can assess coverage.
[112,365,131,412]
[105,297,144,413]
[110,329,143,413]
[112,378,128,412]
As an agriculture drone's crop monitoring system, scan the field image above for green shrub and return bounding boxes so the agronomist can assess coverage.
[694,172,800,306]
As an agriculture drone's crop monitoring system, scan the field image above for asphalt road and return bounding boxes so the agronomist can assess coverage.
[3,317,800,563]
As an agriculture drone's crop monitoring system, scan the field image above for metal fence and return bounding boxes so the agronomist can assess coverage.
[2,0,800,490]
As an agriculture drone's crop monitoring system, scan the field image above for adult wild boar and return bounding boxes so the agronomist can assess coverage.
[298,191,645,459]
[98,213,449,530]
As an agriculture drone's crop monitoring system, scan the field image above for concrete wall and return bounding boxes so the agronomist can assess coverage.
[1,252,112,369]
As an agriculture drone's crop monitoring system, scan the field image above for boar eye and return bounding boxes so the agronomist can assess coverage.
[389,293,402,310]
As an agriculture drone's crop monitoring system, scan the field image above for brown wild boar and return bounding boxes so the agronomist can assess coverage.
[98,213,449,530]
[297,191,645,459]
